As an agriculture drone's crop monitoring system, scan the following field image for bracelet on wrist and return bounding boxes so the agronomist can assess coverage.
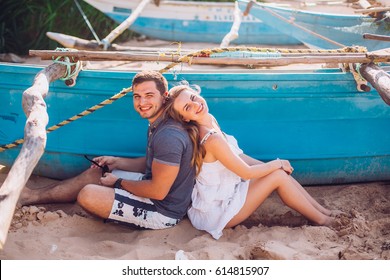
[114,178,123,189]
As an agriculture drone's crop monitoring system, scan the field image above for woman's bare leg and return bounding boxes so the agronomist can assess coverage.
[226,170,333,228]
[241,155,333,215]
[289,176,332,216]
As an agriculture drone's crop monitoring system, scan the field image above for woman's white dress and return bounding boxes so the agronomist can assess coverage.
[187,131,249,239]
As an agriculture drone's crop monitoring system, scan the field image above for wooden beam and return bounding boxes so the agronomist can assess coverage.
[220,1,242,48]
[360,63,390,105]
[29,49,390,67]
[363,33,390,42]
[357,0,372,9]
[0,63,81,249]
[46,31,194,53]
[100,0,152,49]
[355,7,390,14]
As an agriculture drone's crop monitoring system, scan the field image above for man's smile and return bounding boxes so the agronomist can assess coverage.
[139,105,152,112]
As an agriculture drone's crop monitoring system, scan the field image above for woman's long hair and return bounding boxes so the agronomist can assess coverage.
[164,85,205,175]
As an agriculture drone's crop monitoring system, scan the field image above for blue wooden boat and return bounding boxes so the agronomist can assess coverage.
[83,0,301,45]
[1,62,390,185]
[238,0,390,50]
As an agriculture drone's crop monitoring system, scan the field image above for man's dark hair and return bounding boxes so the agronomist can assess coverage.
[132,70,168,96]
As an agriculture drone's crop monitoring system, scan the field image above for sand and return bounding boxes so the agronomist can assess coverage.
[1,169,389,260]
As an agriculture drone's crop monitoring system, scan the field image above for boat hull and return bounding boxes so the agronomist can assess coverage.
[1,63,390,185]
[238,0,390,50]
[83,0,301,45]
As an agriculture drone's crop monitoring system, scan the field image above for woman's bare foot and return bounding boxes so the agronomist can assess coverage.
[329,209,348,218]
[323,215,352,231]
[319,208,332,216]
[320,208,348,218]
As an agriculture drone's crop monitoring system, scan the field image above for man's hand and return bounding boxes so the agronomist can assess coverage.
[99,172,118,187]
[91,156,117,171]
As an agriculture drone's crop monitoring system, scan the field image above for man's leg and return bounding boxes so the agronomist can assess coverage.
[77,184,115,218]
[80,185,180,230]
[19,168,101,205]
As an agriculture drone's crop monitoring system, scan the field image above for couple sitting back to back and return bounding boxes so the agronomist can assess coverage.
[20,70,340,238]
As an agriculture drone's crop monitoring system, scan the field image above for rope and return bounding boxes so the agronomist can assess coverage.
[174,46,366,57]
[350,63,370,92]
[73,0,101,43]
[0,139,25,153]
[0,87,131,153]
[0,45,369,153]
[259,4,346,48]
[52,48,83,81]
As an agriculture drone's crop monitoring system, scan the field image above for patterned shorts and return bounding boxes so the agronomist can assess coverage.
[106,170,180,230]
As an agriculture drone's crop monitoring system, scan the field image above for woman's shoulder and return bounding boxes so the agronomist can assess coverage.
[200,128,219,145]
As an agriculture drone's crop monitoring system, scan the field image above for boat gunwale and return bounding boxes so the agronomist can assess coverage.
[240,0,375,19]
[0,62,362,80]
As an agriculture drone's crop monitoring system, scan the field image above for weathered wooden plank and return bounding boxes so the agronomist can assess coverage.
[29,49,390,66]
[360,63,390,105]
[363,34,390,42]
[0,63,81,249]
[220,1,242,48]
[100,0,152,49]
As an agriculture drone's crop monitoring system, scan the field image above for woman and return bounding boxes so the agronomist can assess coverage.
[164,84,341,239]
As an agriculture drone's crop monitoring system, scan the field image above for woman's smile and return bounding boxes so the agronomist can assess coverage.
[196,103,204,114]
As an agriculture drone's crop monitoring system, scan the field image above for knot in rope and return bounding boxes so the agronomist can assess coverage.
[52,48,83,81]
[341,46,368,53]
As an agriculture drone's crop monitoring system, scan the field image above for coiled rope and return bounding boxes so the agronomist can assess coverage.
[52,48,83,81]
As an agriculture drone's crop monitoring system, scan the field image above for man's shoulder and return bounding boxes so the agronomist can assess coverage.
[159,119,187,134]
[153,119,190,145]
[151,119,191,155]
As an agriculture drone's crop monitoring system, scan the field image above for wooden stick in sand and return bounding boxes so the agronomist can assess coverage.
[0,63,82,249]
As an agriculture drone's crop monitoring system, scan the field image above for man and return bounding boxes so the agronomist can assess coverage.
[20,71,195,229]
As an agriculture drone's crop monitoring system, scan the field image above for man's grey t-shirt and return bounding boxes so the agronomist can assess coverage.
[143,117,195,219]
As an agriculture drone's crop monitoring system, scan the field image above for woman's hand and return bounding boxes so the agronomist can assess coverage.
[275,158,294,175]
[99,172,118,187]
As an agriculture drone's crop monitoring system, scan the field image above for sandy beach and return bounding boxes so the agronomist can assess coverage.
[1,168,389,260]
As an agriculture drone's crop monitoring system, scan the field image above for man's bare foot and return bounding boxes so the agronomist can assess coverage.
[18,186,39,206]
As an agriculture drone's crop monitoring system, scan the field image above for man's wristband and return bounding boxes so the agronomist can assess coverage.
[114,178,123,189]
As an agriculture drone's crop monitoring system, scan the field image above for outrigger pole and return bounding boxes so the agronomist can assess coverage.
[0,62,82,249]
